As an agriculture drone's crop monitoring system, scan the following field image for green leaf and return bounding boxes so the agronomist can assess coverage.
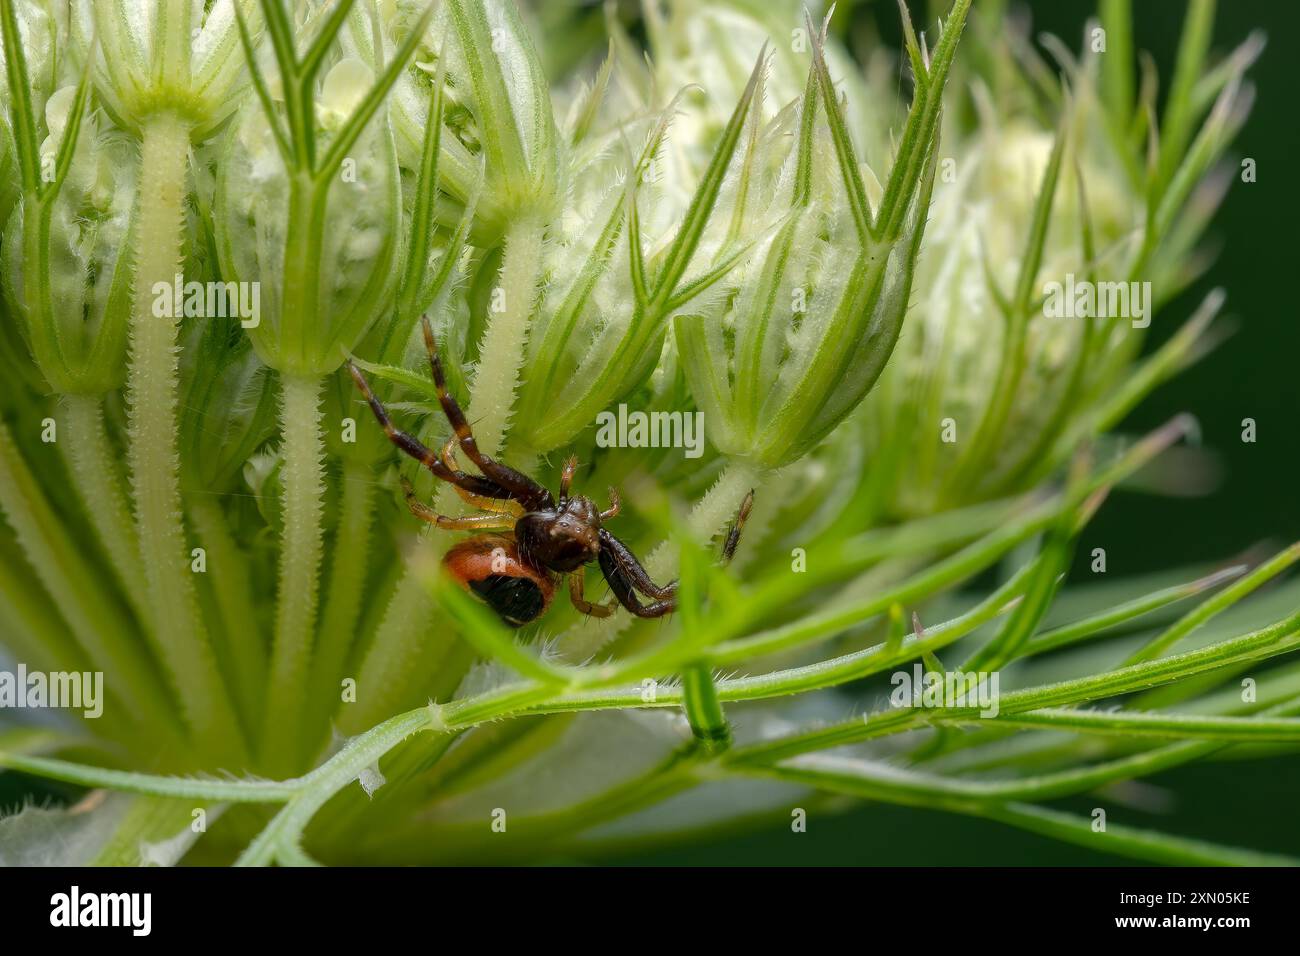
[1025,564,1246,657]
[1123,542,1300,666]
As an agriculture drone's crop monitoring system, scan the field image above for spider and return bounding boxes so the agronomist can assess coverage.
[347,317,754,628]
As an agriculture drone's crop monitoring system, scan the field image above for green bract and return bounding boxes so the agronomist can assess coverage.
[0,4,133,396]
[1,98,136,395]
[214,64,400,376]
[75,0,258,136]
[0,0,54,256]
[676,7,960,470]
[382,0,559,237]
[213,0,434,378]
[858,2,1258,517]
[511,50,770,456]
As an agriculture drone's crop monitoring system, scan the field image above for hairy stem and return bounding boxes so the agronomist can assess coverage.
[0,423,175,742]
[305,460,377,757]
[262,374,327,773]
[237,707,439,866]
[337,548,452,735]
[0,536,88,678]
[189,497,266,738]
[682,665,731,752]
[464,214,545,457]
[126,113,242,763]
[60,393,147,619]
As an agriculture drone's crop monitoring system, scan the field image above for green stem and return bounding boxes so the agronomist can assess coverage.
[984,802,1295,867]
[682,664,731,752]
[744,758,1296,866]
[305,460,376,757]
[336,459,468,736]
[0,536,88,678]
[262,374,327,773]
[0,749,300,802]
[60,393,148,620]
[729,610,1300,764]
[463,215,546,456]
[189,498,266,737]
[337,548,451,735]
[0,423,176,742]
[126,113,243,763]
[1122,542,1300,666]
[237,707,439,866]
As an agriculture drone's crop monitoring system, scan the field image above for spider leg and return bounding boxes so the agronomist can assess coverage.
[600,487,621,522]
[598,544,677,618]
[441,437,523,516]
[719,489,755,564]
[558,455,578,501]
[348,361,514,502]
[439,436,461,474]
[400,478,516,531]
[595,491,755,618]
[568,572,616,618]
[598,529,677,599]
[421,316,554,509]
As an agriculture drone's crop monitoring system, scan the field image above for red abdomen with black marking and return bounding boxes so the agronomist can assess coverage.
[443,534,555,627]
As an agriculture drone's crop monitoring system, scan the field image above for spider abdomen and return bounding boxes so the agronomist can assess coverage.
[443,534,555,627]
[469,574,548,627]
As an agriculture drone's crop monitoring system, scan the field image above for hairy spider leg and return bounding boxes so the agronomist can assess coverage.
[440,437,524,516]
[421,316,553,510]
[597,538,677,618]
[594,489,756,619]
[558,455,578,501]
[347,362,515,503]
[568,571,616,618]
[399,477,516,531]
[720,489,755,563]
[600,487,621,521]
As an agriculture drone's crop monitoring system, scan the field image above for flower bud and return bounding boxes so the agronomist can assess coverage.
[508,48,776,456]
[74,0,257,137]
[384,0,560,238]
[674,7,968,471]
[213,50,400,378]
[858,9,1255,517]
[0,6,137,396]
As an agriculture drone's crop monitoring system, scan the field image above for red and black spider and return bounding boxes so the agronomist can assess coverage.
[348,317,754,628]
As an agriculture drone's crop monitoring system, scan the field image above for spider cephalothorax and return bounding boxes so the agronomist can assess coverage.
[348,317,753,627]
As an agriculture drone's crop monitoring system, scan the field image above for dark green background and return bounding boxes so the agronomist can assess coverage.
[621,0,1300,866]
